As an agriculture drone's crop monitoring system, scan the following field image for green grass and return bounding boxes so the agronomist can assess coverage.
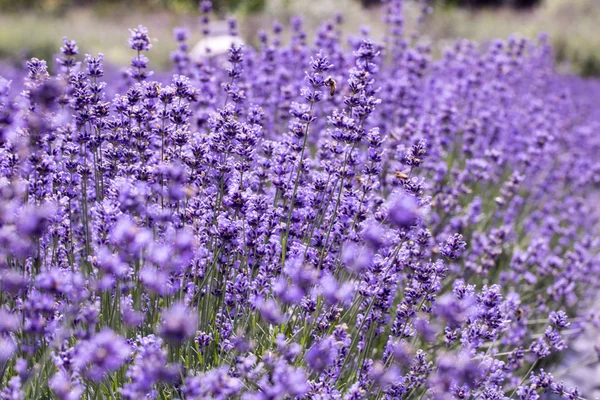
[423,0,600,76]
[0,0,598,75]
[0,8,203,70]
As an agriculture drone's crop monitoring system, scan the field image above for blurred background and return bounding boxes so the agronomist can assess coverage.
[0,0,598,76]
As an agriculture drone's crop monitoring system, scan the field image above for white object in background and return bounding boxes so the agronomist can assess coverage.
[190,35,245,60]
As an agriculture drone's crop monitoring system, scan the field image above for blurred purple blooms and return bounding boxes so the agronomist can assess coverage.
[159,303,198,344]
[73,329,131,382]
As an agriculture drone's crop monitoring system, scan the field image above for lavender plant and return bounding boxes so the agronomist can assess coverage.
[1,1,599,399]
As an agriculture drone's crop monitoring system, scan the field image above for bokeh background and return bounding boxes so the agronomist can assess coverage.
[0,0,599,76]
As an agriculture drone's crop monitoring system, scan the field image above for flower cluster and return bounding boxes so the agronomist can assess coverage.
[0,0,599,399]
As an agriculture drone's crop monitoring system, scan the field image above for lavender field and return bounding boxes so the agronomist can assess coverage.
[1,0,600,399]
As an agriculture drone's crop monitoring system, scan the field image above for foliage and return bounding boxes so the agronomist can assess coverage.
[0,0,266,14]
[442,0,541,8]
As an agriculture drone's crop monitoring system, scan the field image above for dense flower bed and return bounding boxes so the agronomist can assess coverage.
[1,0,599,398]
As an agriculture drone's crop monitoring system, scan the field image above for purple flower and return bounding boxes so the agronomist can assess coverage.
[0,337,16,362]
[16,203,56,237]
[256,297,285,325]
[439,233,467,260]
[50,370,83,400]
[128,25,152,52]
[549,311,570,328]
[187,367,242,399]
[306,336,338,372]
[159,303,198,344]
[387,193,419,229]
[0,310,19,334]
[320,274,354,305]
[173,27,189,43]
[74,329,131,382]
